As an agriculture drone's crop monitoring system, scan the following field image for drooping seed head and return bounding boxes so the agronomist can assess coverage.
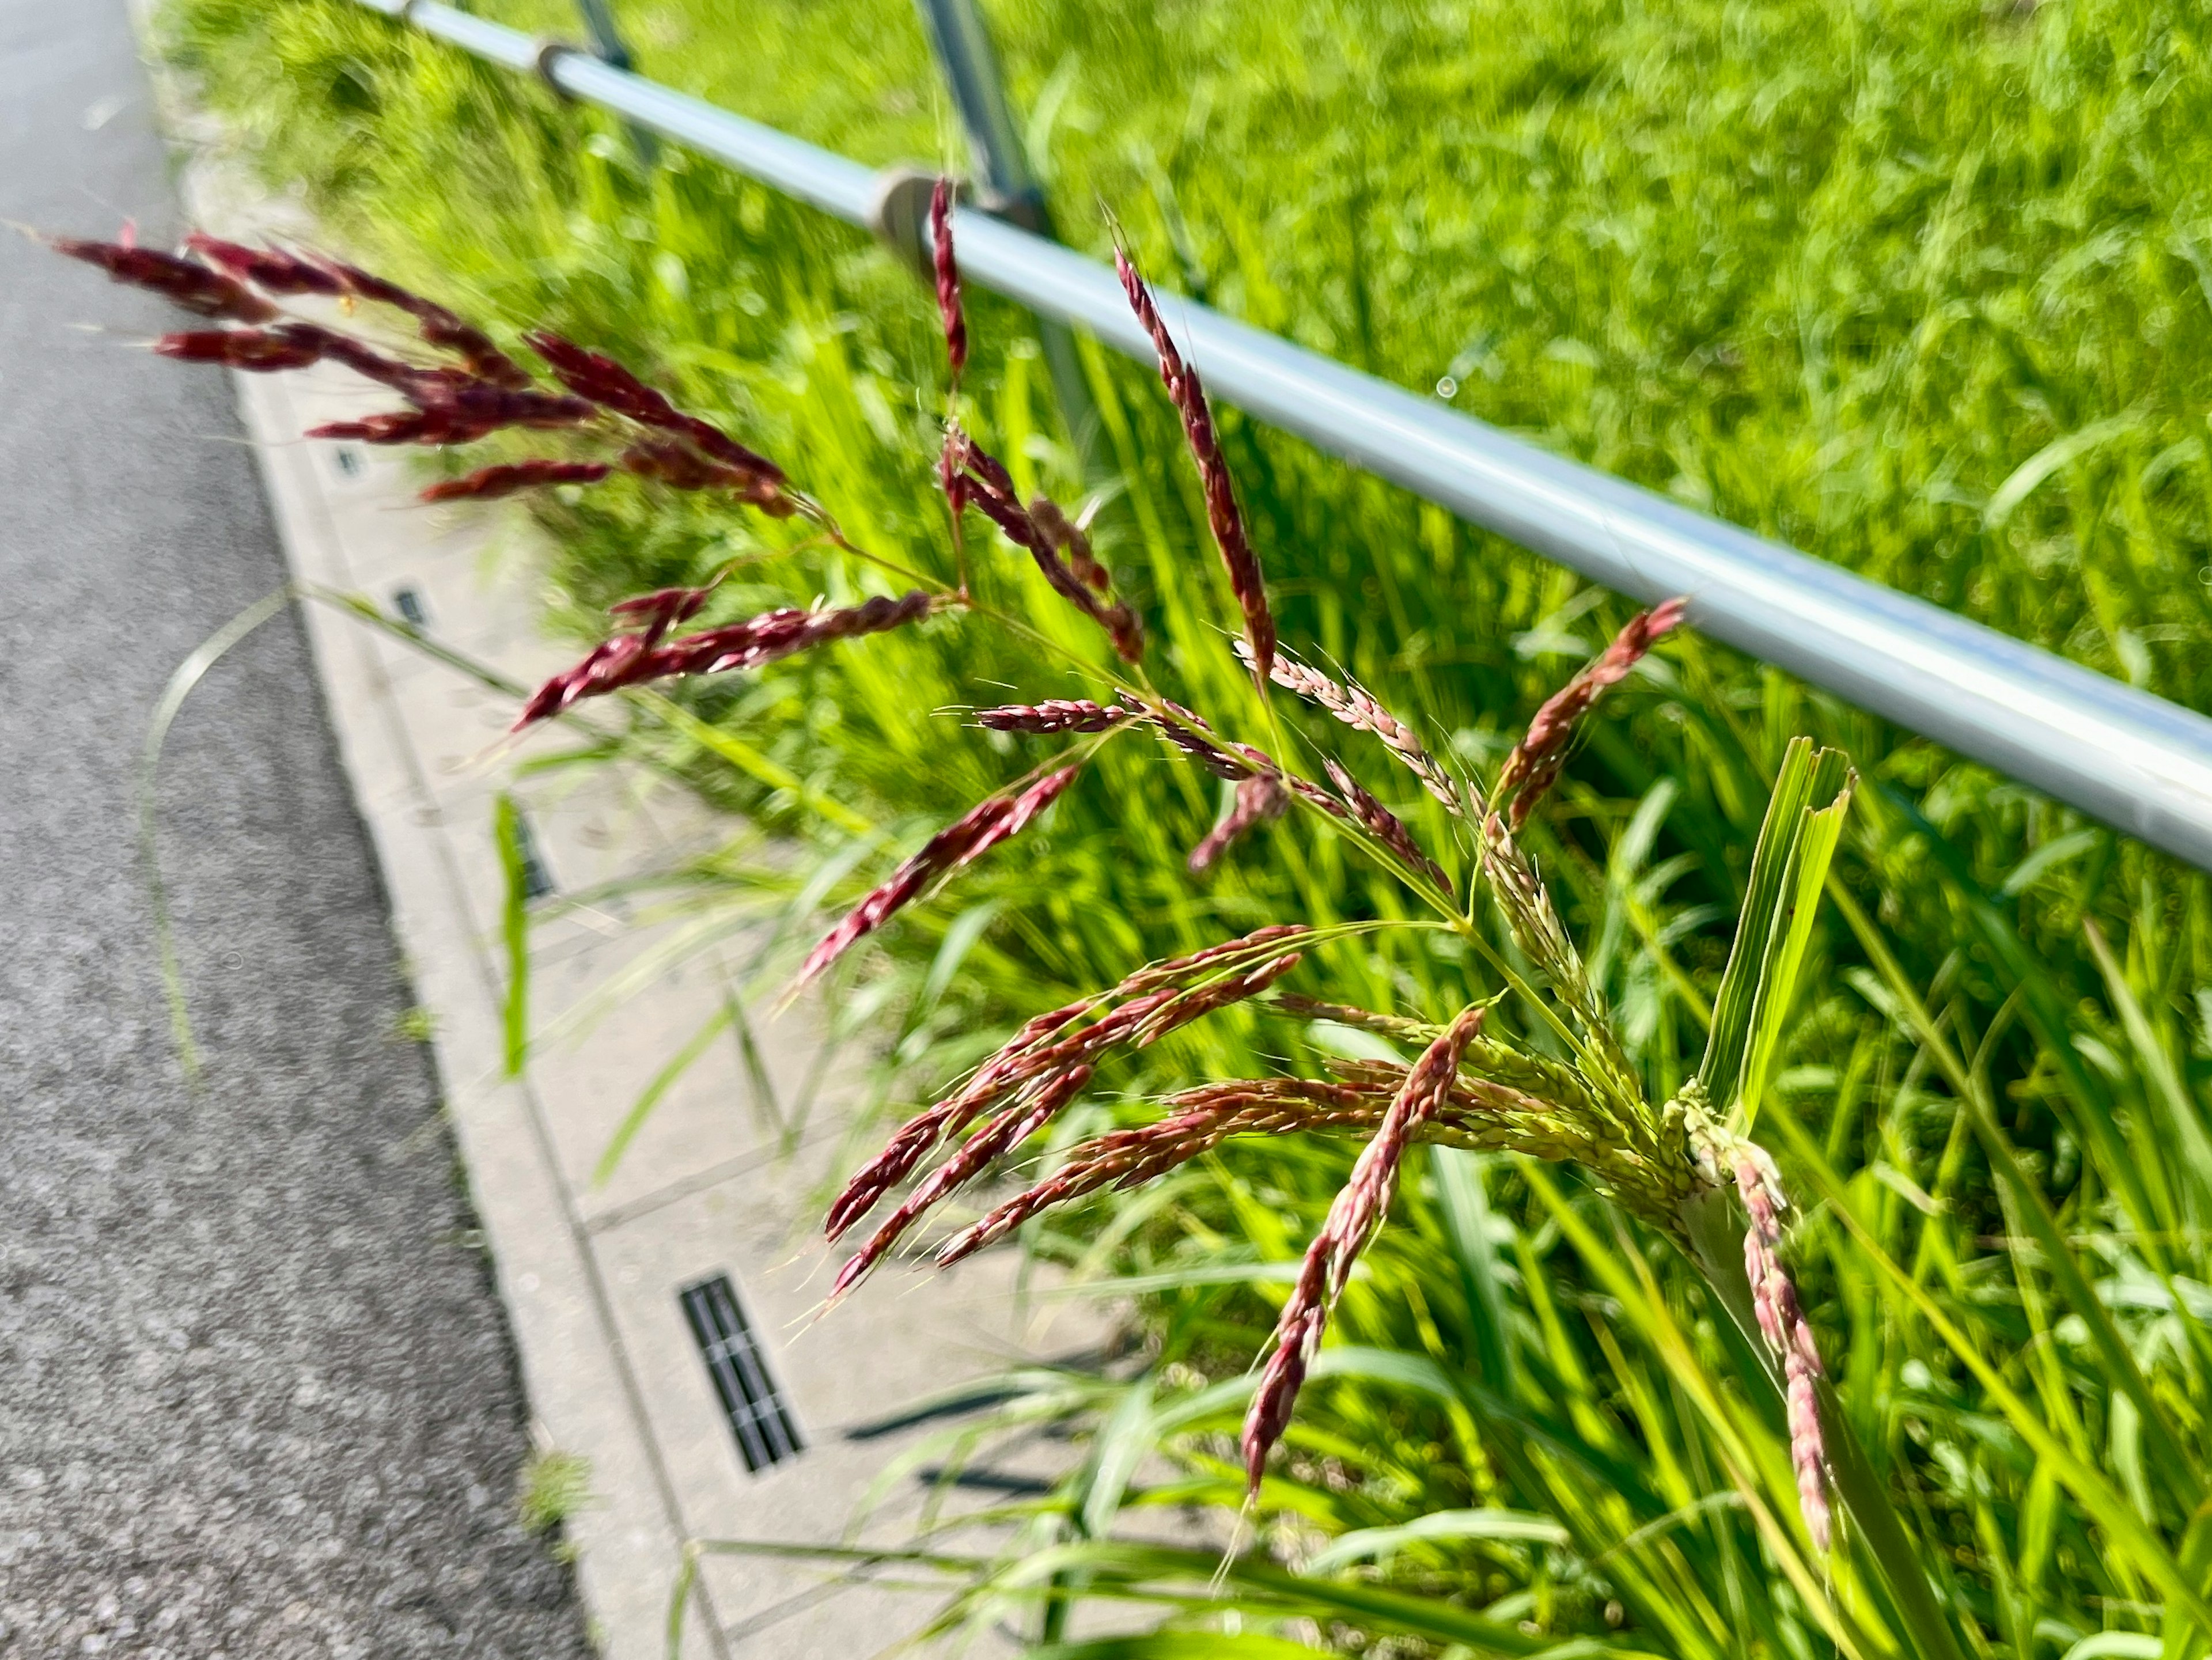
[50,236,279,323]
[154,329,324,372]
[183,233,347,297]
[975,700,1128,734]
[1188,771,1289,873]
[525,329,787,505]
[418,460,612,503]
[796,765,1081,986]
[1323,759,1449,890]
[516,589,933,727]
[304,252,532,388]
[1497,598,1687,827]
[1115,247,1274,686]
[930,176,967,386]
[1241,1007,1485,1495]
[305,409,499,447]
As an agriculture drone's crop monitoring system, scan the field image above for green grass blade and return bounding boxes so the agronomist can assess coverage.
[139,586,294,1082]
[1734,753,1853,1126]
[593,999,736,1185]
[493,793,531,1076]
[1700,738,1851,1119]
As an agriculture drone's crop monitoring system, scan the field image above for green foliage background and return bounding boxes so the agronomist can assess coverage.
[157,0,2212,1654]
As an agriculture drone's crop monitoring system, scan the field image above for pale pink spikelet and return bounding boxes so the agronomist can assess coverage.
[1115,247,1275,686]
[419,460,612,503]
[1188,772,1289,873]
[1735,1152,1832,1552]
[515,590,934,727]
[797,767,1080,986]
[1497,599,1688,827]
[930,176,967,385]
[975,700,1129,734]
[1243,643,1463,814]
[1242,1007,1486,1494]
[1322,759,1449,890]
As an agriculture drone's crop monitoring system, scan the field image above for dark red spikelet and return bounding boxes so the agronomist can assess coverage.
[828,1062,1093,1301]
[51,236,278,323]
[307,253,532,389]
[305,409,497,446]
[514,590,935,727]
[154,329,324,372]
[525,330,786,503]
[183,234,346,297]
[267,322,442,396]
[619,437,763,494]
[975,700,1127,734]
[930,176,967,385]
[1115,247,1275,686]
[955,436,1145,663]
[423,383,596,430]
[797,767,1080,986]
[1323,759,1450,890]
[1029,496,1111,593]
[608,583,718,636]
[1241,1006,1485,1495]
[418,460,612,503]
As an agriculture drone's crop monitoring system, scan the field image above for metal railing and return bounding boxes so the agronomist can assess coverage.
[359,0,2212,872]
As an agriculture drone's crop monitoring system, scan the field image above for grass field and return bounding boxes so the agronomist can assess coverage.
[155,0,2212,1654]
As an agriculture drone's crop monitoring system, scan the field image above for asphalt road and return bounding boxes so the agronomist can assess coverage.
[0,4,596,1655]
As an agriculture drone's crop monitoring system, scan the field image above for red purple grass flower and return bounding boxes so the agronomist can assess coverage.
[1116,248,1275,688]
[797,765,1083,988]
[1495,598,1687,827]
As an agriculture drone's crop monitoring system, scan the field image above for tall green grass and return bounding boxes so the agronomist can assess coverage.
[157,0,2212,1653]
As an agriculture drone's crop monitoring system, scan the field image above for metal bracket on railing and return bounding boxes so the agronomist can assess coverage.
[866,166,941,278]
[533,40,585,102]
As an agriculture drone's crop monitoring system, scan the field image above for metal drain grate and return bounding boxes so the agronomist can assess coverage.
[679,1275,804,1472]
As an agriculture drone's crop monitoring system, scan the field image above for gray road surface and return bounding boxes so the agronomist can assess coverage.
[0,4,596,1655]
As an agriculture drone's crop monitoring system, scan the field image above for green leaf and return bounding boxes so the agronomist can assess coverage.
[1698,737,1854,1124]
[493,793,531,1076]
[1302,1507,1570,1574]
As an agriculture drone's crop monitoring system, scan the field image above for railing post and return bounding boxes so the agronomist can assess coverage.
[573,0,658,165]
[910,0,1099,467]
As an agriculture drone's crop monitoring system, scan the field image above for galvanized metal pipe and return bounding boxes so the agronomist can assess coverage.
[361,0,2212,870]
